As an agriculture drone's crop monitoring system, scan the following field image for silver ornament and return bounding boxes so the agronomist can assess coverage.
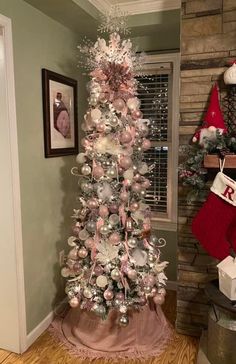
[144,285,152,294]
[111,269,120,281]
[99,225,110,235]
[86,220,96,233]
[83,288,93,299]
[119,314,129,327]
[81,164,91,176]
[127,237,138,249]
[106,167,117,179]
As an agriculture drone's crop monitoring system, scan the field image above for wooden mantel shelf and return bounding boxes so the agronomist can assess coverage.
[204,154,236,168]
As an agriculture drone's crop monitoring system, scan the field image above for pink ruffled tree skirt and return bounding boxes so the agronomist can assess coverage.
[50,300,173,360]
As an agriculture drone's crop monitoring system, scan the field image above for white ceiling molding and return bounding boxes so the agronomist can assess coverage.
[88,0,112,14]
[88,0,180,15]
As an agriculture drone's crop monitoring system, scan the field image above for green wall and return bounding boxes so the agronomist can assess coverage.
[0,0,87,333]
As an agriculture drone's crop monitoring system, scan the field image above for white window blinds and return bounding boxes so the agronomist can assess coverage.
[137,62,173,220]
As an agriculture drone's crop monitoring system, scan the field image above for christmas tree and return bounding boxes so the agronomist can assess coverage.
[61,9,168,327]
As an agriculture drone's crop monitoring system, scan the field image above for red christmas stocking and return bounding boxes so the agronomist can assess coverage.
[192,172,236,260]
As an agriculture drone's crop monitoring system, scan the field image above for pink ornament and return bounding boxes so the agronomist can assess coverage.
[144,274,155,287]
[119,156,132,170]
[96,122,106,132]
[142,139,151,150]
[139,296,147,306]
[130,202,140,212]
[68,248,78,260]
[153,294,165,305]
[134,173,141,181]
[142,179,151,189]
[113,98,125,112]
[127,269,137,280]
[87,199,98,210]
[131,110,143,120]
[85,237,94,249]
[72,226,80,236]
[78,247,88,259]
[131,183,142,193]
[109,203,119,213]
[94,265,104,276]
[151,287,158,297]
[109,232,121,245]
[99,205,109,218]
[120,191,129,202]
[104,289,114,300]
[69,297,80,308]
[73,262,82,274]
[120,131,132,144]
[115,292,125,301]
[93,165,104,179]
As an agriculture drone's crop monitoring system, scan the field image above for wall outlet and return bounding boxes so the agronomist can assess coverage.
[59,250,65,267]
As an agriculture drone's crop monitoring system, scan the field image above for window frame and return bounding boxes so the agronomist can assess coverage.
[140,53,180,231]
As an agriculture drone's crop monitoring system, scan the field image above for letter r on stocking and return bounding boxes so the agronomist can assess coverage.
[222,185,235,201]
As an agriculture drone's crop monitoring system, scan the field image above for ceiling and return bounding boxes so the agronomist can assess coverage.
[87,0,181,15]
[23,0,180,50]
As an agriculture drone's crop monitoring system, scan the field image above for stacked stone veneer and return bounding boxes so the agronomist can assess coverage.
[177,0,236,336]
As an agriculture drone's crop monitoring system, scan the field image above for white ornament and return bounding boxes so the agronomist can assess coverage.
[127,97,140,111]
[224,63,236,85]
[123,168,134,181]
[97,182,113,200]
[132,248,147,267]
[67,236,77,247]
[94,136,123,155]
[76,153,86,164]
[91,108,102,121]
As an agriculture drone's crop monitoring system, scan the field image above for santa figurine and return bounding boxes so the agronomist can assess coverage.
[192,83,227,146]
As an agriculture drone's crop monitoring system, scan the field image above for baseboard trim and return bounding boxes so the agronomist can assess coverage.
[26,311,54,350]
[167,280,178,291]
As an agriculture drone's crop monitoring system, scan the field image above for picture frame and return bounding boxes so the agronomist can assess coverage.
[42,68,78,157]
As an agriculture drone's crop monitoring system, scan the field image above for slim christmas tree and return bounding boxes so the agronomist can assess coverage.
[61,9,168,327]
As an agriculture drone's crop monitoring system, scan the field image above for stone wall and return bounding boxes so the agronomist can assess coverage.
[177,0,236,336]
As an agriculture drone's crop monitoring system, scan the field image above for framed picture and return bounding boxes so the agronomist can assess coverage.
[42,69,78,157]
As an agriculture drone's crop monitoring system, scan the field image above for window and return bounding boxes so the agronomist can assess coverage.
[137,54,180,231]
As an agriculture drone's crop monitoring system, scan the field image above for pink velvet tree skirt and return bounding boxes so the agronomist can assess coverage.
[50,301,173,360]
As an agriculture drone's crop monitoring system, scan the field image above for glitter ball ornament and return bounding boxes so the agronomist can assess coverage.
[96,275,108,288]
[78,229,90,241]
[61,267,71,278]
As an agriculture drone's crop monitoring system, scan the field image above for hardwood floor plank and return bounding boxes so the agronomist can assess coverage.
[0,349,11,363]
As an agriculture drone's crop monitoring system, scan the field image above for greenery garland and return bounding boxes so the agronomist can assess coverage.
[179,131,236,202]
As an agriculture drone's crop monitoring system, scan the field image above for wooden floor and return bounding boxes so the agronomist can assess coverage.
[0,292,199,364]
